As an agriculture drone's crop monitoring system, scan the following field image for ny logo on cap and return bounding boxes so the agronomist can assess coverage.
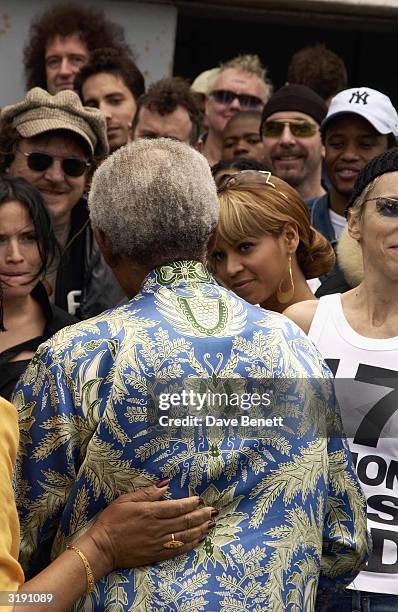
[349,90,369,105]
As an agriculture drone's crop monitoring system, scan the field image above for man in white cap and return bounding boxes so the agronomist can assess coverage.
[308,87,398,248]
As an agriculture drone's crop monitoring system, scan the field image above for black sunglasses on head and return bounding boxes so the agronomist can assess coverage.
[217,169,290,202]
[19,150,90,177]
[210,89,264,110]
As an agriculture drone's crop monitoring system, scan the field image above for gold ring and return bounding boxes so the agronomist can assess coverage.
[163,533,184,549]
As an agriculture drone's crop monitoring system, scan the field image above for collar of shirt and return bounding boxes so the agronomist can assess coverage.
[141,260,213,295]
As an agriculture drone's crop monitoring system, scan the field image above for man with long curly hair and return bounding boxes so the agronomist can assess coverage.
[23,2,133,95]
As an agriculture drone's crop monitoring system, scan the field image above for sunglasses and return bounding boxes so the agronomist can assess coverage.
[262,119,318,138]
[217,169,289,201]
[19,151,90,177]
[364,197,398,217]
[210,89,264,110]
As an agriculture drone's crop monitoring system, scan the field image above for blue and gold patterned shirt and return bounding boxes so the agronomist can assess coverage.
[13,261,367,611]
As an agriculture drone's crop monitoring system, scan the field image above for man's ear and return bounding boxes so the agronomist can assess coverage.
[207,227,218,255]
[94,229,120,268]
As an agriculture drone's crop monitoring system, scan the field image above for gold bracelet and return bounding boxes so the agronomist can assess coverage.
[67,545,95,594]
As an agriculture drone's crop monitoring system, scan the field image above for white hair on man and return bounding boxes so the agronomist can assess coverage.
[209,54,273,102]
[88,138,219,267]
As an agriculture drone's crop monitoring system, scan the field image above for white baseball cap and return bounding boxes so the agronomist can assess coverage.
[322,87,398,136]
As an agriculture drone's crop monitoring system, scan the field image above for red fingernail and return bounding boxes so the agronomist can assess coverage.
[208,520,216,529]
[211,509,219,517]
[198,497,205,505]
[155,478,170,488]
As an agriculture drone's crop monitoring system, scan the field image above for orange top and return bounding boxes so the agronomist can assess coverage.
[0,397,24,600]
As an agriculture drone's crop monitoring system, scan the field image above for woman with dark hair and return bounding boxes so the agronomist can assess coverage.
[0,175,76,399]
[210,170,335,312]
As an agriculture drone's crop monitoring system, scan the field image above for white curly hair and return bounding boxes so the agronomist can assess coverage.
[88,138,219,266]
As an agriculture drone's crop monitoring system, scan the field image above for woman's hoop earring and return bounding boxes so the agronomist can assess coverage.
[276,255,294,304]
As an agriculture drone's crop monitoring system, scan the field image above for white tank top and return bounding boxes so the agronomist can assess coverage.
[309,293,398,595]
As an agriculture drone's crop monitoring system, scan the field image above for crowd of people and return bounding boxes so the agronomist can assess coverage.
[0,2,397,611]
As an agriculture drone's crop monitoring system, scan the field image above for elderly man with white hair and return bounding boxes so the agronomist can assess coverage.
[14,139,367,610]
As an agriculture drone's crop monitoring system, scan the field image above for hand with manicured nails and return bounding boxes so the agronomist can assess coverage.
[17,482,217,612]
[83,481,216,572]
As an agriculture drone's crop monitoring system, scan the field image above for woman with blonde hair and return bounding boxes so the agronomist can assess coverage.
[285,148,398,610]
[211,170,335,312]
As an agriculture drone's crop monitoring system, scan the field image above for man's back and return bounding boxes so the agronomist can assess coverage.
[15,261,367,610]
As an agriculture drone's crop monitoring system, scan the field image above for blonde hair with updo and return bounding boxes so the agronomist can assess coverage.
[216,175,335,279]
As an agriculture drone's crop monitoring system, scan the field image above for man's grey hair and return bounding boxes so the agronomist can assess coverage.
[88,138,219,267]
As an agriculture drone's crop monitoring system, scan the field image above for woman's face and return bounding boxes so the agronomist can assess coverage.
[349,171,398,279]
[0,200,42,299]
[210,233,289,305]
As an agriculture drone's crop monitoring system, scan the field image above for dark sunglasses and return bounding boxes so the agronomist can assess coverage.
[210,89,264,110]
[19,151,90,177]
[217,169,289,201]
[262,119,318,138]
[364,197,398,217]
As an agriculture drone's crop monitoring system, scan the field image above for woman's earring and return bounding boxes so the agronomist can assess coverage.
[276,255,294,304]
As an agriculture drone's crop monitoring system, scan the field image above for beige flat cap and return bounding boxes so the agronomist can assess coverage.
[0,87,108,157]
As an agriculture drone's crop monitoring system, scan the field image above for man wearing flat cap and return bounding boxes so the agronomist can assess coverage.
[0,87,125,318]
[260,84,327,200]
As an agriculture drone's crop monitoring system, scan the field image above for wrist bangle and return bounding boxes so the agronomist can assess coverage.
[67,545,95,594]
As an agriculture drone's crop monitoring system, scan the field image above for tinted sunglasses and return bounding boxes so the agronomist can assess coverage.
[217,169,289,201]
[19,151,90,177]
[364,197,398,217]
[262,119,318,138]
[210,89,263,110]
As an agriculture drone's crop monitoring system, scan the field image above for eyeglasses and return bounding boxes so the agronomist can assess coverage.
[217,169,289,201]
[18,151,90,177]
[364,197,398,217]
[262,119,318,138]
[209,89,264,110]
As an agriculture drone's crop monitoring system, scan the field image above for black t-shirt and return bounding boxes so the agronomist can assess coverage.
[0,283,77,400]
